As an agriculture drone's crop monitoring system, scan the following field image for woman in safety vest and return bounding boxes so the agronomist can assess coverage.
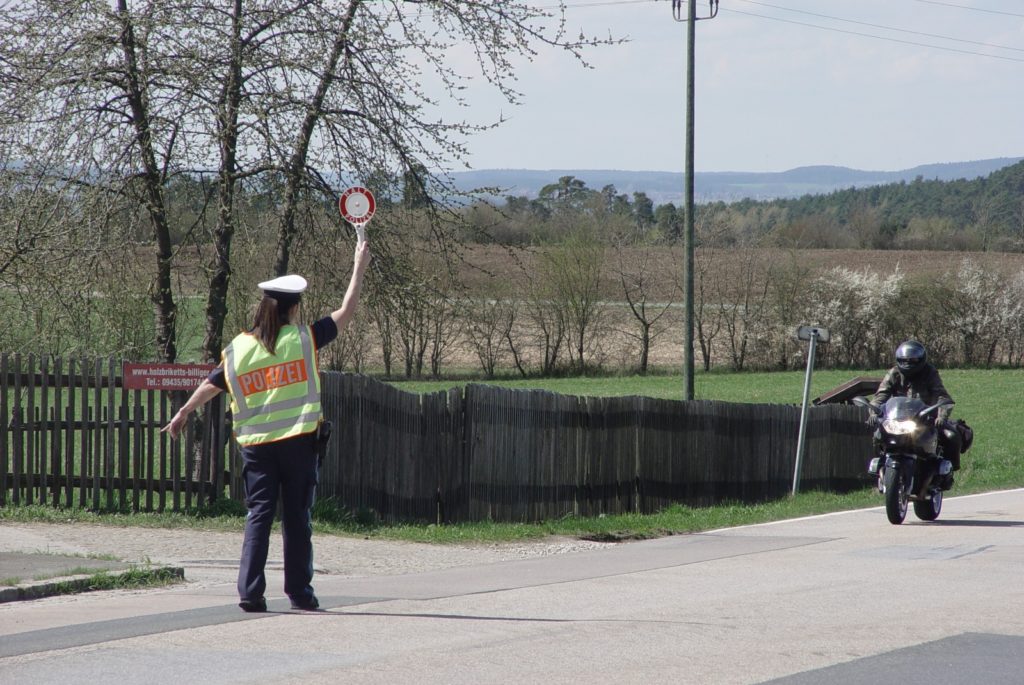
[163,241,371,612]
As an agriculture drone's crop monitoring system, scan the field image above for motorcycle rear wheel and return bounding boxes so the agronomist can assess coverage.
[884,467,908,524]
[914,488,942,521]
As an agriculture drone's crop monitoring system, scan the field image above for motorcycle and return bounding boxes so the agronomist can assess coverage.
[852,395,955,525]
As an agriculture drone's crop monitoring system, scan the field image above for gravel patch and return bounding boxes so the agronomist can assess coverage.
[0,523,615,580]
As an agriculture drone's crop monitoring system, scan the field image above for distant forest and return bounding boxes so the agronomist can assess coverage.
[461,159,1024,251]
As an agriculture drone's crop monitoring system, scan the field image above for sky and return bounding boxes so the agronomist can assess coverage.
[451,0,1024,174]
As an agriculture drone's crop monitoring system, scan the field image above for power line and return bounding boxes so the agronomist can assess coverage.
[552,0,656,8]
[555,0,1024,25]
[550,0,1024,64]
[726,7,1024,64]
[912,0,1024,19]
[736,0,1024,54]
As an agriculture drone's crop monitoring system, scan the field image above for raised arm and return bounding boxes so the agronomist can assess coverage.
[331,240,372,331]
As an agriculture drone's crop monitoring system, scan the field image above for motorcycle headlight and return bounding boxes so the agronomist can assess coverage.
[882,418,918,435]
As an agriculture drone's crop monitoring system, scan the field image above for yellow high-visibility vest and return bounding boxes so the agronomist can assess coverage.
[222,325,321,446]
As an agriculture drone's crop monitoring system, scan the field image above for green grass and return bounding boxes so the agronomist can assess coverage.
[389,367,888,403]
[1,557,125,587]
[6,368,1023,543]
[3,489,887,544]
[29,568,184,595]
[308,489,887,544]
[1,553,184,591]
[0,502,248,532]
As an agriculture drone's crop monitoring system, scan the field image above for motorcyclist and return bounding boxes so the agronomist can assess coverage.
[868,340,961,489]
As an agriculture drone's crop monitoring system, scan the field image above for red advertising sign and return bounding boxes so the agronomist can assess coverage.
[123,362,216,391]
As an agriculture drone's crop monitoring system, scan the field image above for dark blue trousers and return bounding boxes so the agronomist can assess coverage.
[237,433,318,603]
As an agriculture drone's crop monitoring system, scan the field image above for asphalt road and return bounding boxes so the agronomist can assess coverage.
[3,489,1024,684]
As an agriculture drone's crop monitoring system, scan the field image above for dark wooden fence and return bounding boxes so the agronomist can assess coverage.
[2,353,874,523]
[0,353,231,512]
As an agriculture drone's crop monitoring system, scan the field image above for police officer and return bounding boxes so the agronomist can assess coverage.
[163,241,371,612]
[869,339,961,489]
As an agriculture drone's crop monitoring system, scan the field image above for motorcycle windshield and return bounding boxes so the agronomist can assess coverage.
[882,396,927,421]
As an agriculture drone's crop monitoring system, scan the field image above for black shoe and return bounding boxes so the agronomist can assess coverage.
[239,597,267,613]
[940,474,954,491]
[290,594,320,611]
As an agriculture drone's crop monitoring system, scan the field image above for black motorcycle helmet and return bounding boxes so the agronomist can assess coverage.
[895,340,927,377]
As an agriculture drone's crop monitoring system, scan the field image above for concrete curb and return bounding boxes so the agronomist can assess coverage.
[0,566,185,603]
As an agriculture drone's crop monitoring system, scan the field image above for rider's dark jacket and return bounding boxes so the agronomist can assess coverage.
[871,363,954,420]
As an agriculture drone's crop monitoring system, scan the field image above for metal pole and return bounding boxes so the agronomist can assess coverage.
[683,0,696,401]
[792,332,817,496]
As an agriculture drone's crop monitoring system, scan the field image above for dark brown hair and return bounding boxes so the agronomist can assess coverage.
[250,296,296,355]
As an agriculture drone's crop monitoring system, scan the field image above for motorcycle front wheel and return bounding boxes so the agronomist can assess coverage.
[884,466,908,524]
[914,488,942,521]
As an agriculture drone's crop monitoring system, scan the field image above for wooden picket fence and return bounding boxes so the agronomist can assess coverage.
[2,353,873,523]
[0,354,230,513]
[317,381,871,522]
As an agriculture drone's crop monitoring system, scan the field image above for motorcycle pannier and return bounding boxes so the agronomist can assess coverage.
[955,419,974,452]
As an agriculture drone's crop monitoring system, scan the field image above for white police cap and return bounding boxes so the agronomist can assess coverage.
[258,274,307,294]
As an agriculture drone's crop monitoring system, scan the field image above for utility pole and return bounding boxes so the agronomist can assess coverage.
[672,0,718,400]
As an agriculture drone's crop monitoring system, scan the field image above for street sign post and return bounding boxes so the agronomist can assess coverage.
[796,325,830,343]
[792,325,830,495]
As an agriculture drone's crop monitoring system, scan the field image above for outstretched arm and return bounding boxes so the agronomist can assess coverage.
[161,377,224,440]
[331,240,372,332]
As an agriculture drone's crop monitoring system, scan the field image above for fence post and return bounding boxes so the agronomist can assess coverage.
[1,353,8,507]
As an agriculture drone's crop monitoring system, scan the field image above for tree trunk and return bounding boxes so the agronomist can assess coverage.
[202,0,243,363]
[116,1,177,362]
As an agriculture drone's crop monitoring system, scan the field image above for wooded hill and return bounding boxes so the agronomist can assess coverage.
[698,159,1024,251]
[473,159,1024,251]
[451,157,1023,205]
